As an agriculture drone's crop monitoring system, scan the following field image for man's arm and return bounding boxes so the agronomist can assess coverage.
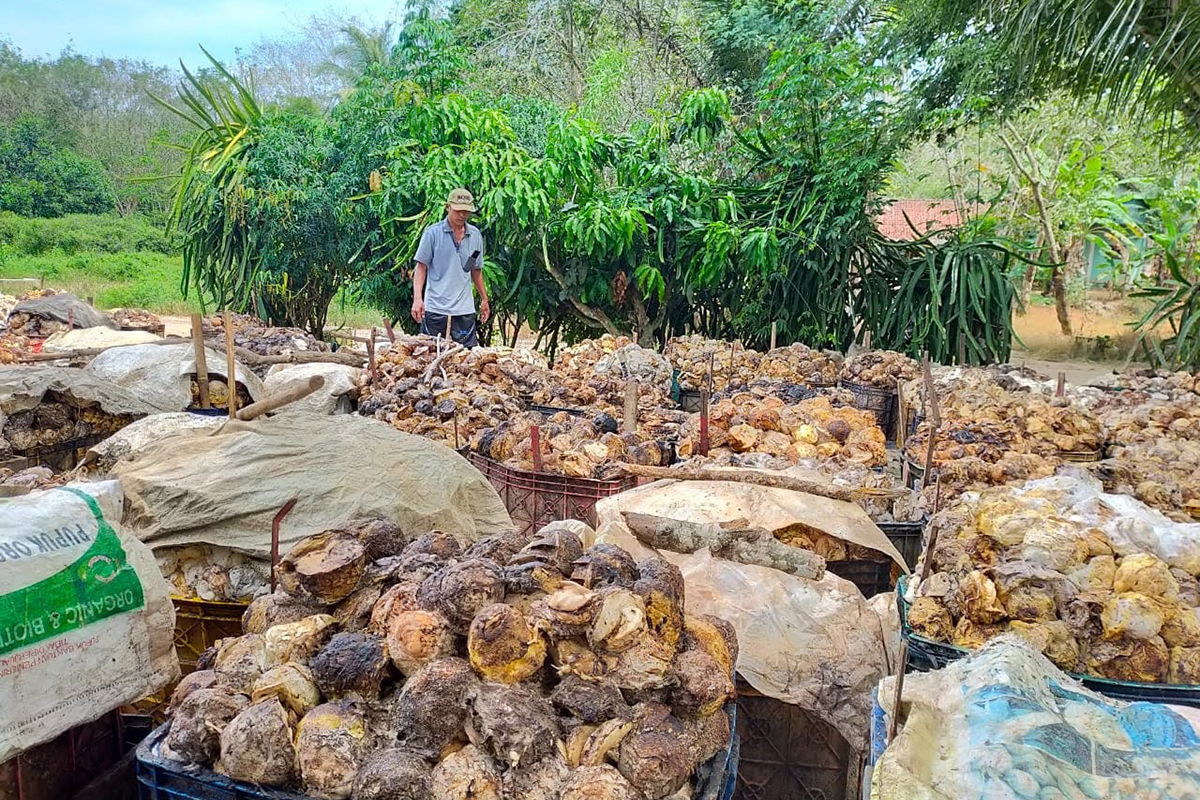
[412,262,427,322]
[471,268,490,323]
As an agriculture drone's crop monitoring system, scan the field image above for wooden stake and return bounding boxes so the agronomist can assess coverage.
[623,380,639,434]
[699,388,710,456]
[224,310,238,419]
[920,354,941,489]
[707,353,715,396]
[270,498,298,593]
[454,415,460,450]
[770,321,777,351]
[917,475,946,584]
[957,332,966,365]
[531,425,543,472]
[896,379,908,449]
[1056,372,1066,397]
[190,313,211,409]
[444,315,452,341]
[382,318,396,343]
[367,327,379,385]
[887,639,910,745]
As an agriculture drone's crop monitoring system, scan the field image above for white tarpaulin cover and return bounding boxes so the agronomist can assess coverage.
[594,480,890,748]
[0,481,178,761]
[874,635,1200,800]
[113,414,513,558]
[42,326,160,351]
[263,362,361,415]
[83,342,264,412]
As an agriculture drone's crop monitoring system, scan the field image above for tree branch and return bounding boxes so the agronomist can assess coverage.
[539,230,622,336]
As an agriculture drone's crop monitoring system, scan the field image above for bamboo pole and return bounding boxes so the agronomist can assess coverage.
[224,310,238,419]
[623,380,639,434]
[191,314,211,409]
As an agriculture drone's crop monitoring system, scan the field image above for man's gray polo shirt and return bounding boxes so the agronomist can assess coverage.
[414,219,484,316]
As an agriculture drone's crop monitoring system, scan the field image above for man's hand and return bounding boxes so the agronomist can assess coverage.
[479,297,491,323]
[411,297,425,323]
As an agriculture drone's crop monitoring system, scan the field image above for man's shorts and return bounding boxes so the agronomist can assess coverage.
[420,312,478,347]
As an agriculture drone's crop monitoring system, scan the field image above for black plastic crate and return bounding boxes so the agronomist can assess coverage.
[876,520,925,572]
[735,681,854,800]
[137,726,312,800]
[138,714,740,800]
[837,379,900,442]
[827,559,894,599]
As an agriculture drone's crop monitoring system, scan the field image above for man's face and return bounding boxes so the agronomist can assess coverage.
[448,207,472,227]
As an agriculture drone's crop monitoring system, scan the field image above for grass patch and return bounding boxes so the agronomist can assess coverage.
[0,249,198,314]
[0,248,386,331]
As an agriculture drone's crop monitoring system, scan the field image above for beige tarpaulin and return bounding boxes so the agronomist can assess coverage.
[42,326,160,351]
[0,365,167,417]
[83,342,264,412]
[114,414,513,558]
[594,477,891,749]
[599,467,907,569]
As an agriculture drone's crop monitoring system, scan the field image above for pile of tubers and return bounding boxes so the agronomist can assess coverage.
[838,351,920,389]
[160,517,738,800]
[108,307,164,332]
[908,482,1200,684]
[0,393,135,453]
[359,342,540,447]
[665,336,761,393]
[676,395,887,467]
[470,411,673,479]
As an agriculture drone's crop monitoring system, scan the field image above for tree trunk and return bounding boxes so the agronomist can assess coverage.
[1018,232,1044,310]
[1051,266,1072,338]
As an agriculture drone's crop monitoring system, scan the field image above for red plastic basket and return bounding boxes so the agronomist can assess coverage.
[468,452,635,536]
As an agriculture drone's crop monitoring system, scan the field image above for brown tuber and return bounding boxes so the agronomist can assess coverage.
[346,517,409,561]
[243,591,325,634]
[557,765,642,800]
[295,700,369,800]
[395,657,478,759]
[278,532,367,604]
[403,531,465,561]
[430,744,501,800]
[311,632,391,698]
[419,559,507,633]
[469,682,560,769]
[386,607,457,676]
[164,688,248,765]
[671,649,734,717]
[467,603,547,683]
[616,704,694,799]
[216,699,296,786]
[251,661,322,718]
[351,749,432,800]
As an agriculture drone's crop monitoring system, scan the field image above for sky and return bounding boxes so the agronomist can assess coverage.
[1,0,404,68]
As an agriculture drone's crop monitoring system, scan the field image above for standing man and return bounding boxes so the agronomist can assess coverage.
[411,187,490,347]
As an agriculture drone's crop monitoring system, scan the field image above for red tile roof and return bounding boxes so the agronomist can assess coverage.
[876,199,967,240]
